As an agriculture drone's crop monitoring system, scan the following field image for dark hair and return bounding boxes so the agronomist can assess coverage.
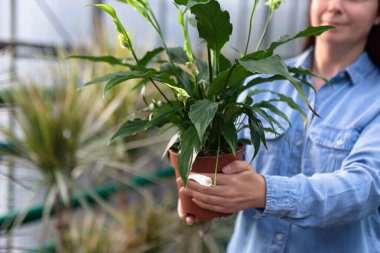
[304,1,380,68]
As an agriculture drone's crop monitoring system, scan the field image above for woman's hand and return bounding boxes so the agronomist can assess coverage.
[178,160,266,215]
[177,198,196,225]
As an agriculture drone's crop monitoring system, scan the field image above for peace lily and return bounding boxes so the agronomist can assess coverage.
[72,0,332,185]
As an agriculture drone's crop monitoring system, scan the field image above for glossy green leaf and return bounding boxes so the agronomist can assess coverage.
[244,25,334,60]
[288,67,330,87]
[254,101,291,127]
[111,119,149,141]
[221,122,237,155]
[104,70,155,93]
[189,100,219,142]
[209,64,251,96]
[242,75,286,92]
[252,106,285,135]
[139,47,164,67]
[148,102,184,128]
[84,72,131,86]
[67,55,129,66]
[191,0,232,53]
[178,126,202,186]
[239,55,315,116]
[219,54,232,72]
[248,89,307,125]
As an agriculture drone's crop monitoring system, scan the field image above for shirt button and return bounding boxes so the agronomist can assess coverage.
[276,233,284,241]
[336,139,344,146]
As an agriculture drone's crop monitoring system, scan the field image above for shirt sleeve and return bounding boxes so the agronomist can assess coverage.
[262,113,380,228]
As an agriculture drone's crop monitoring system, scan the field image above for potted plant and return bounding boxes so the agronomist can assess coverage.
[75,0,331,220]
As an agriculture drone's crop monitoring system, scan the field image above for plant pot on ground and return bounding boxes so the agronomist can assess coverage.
[74,0,331,219]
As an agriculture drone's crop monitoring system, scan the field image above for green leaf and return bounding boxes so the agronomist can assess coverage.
[139,47,164,67]
[104,70,155,93]
[288,67,331,87]
[111,119,149,141]
[244,26,334,60]
[166,47,208,82]
[252,106,286,135]
[67,55,129,66]
[167,47,189,65]
[175,0,188,5]
[247,89,306,123]
[219,54,232,72]
[209,64,251,96]
[242,75,286,92]
[221,122,237,155]
[178,126,202,186]
[189,100,219,142]
[239,55,316,116]
[175,0,210,11]
[149,102,184,128]
[254,101,291,127]
[248,115,265,159]
[191,0,232,53]
[239,55,291,77]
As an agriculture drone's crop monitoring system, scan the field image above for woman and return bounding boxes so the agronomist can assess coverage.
[178,0,380,252]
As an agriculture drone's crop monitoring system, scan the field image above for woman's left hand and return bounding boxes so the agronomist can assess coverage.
[178,160,267,214]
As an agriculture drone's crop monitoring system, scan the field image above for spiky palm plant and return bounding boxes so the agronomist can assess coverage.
[0,59,163,252]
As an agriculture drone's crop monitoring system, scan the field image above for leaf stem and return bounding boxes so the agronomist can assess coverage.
[213,139,220,186]
[244,0,259,56]
[208,47,213,85]
[256,9,273,51]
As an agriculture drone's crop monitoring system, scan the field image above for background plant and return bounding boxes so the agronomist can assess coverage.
[0,56,170,252]
[71,191,234,253]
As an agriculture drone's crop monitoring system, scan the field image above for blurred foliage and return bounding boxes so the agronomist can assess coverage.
[71,192,235,253]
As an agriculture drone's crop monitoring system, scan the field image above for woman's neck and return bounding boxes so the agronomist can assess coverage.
[312,40,365,90]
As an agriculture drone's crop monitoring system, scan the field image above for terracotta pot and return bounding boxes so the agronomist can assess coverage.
[168,147,244,220]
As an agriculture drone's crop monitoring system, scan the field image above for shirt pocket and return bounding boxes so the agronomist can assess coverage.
[307,124,360,173]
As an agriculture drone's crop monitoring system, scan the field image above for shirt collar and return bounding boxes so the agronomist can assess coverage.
[345,52,376,86]
[293,47,376,86]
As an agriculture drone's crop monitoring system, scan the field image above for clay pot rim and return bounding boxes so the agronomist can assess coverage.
[168,144,245,159]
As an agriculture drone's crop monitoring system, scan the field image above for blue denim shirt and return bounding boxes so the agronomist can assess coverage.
[228,48,380,253]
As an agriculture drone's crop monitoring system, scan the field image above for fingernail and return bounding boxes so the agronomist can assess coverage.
[222,165,230,173]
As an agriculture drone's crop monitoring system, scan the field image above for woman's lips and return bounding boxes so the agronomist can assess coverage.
[324,21,347,26]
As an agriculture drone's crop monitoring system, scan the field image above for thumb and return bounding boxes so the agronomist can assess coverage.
[222,161,252,174]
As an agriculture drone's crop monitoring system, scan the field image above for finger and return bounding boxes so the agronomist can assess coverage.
[176,177,184,187]
[222,160,252,174]
[192,198,230,213]
[185,180,227,196]
[180,186,227,206]
[186,215,195,225]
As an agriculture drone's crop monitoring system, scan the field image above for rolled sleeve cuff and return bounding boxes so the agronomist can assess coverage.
[262,175,298,217]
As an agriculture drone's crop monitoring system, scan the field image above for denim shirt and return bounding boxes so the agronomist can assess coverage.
[228,48,380,253]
